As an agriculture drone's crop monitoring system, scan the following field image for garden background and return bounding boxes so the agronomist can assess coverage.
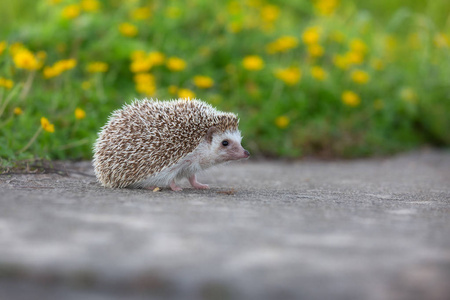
[0,0,449,161]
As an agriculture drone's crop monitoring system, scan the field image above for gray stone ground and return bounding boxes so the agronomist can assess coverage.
[0,149,449,300]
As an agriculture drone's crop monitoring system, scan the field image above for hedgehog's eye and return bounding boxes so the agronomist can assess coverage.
[222,140,229,146]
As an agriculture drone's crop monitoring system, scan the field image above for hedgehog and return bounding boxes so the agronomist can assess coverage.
[93,98,250,191]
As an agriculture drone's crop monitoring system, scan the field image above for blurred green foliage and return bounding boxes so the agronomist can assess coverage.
[0,0,449,161]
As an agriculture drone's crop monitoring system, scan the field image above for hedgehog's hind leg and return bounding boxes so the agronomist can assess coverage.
[188,174,209,190]
[170,180,183,191]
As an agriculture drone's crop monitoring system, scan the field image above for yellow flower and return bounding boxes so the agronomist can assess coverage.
[81,81,91,90]
[119,23,138,37]
[349,39,367,54]
[310,66,327,81]
[400,87,417,103]
[313,0,339,16]
[14,107,23,115]
[275,116,290,129]
[13,49,40,70]
[87,61,108,73]
[351,70,370,84]
[242,55,264,71]
[166,57,186,72]
[307,44,324,57]
[178,88,196,100]
[81,0,100,12]
[40,117,55,133]
[133,73,155,85]
[341,91,360,107]
[43,66,59,79]
[0,77,14,89]
[131,7,151,20]
[345,51,364,65]
[193,75,214,89]
[165,6,182,19]
[0,41,7,55]
[434,33,449,48]
[62,4,81,19]
[148,51,165,65]
[302,27,320,45]
[75,108,86,120]
[168,85,178,95]
[260,5,280,23]
[274,67,301,85]
[9,42,25,56]
[266,36,299,54]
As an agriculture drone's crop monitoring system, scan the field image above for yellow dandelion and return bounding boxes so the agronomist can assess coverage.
[341,90,361,107]
[433,33,449,49]
[274,67,301,85]
[43,66,60,79]
[148,51,165,66]
[349,39,368,54]
[400,87,417,103]
[242,55,264,71]
[81,0,100,12]
[260,4,280,23]
[313,0,339,16]
[75,108,86,120]
[178,88,196,100]
[14,107,23,115]
[0,41,7,55]
[166,57,186,72]
[87,61,108,73]
[345,51,364,65]
[302,26,321,45]
[62,4,81,19]
[193,75,214,89]
[133,73,155,85]
[13,49,40,70]
[130,59,152,73]
[119,23,138,37]
[0,77,14,89]
[351,70,370,84]
[310,66,327,81]
[275,116,290,129]
[131,7,151,20]
[307,44,324,57]
[165,6,182,19]
[40,117,55,133]
[266,36,299,54]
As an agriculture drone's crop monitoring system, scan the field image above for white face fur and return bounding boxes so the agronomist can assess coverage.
[208,130,249,164]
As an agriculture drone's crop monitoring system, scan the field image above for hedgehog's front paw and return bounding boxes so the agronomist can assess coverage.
[170,180,183,192]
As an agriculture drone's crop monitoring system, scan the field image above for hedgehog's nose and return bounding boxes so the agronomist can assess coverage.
[244,150,250,158]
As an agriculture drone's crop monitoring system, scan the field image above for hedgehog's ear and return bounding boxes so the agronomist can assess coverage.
[205,126,219,144]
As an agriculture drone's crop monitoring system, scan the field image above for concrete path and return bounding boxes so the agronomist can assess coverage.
[0,149,449,300]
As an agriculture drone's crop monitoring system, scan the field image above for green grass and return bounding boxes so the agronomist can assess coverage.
[0,0,449,161]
